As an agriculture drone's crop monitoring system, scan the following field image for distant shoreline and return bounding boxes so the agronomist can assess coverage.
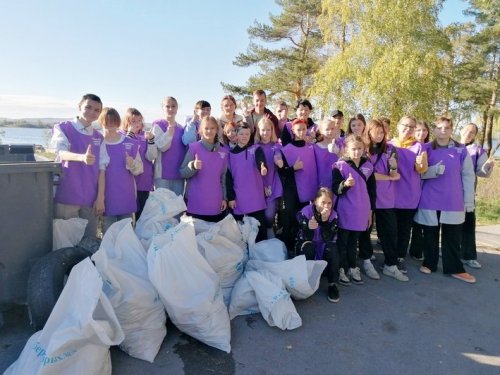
[0,124,53,129]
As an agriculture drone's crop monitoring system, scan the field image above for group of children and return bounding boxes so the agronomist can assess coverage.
[51,92,495,304]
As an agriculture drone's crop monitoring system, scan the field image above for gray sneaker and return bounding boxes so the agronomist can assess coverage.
[397,258,408,274]
[383,265,409,282]
[363,260,380,280]
[349,267,364,285]
[338,268,351,286]
[461,259,482,269]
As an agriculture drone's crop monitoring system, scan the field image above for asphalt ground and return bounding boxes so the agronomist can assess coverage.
[1,229,499,375]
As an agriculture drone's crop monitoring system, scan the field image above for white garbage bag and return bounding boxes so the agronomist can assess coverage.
[147,219,231,353]
[52,218,87,250]
[183,214,246,250]
[246,256,327,300]
[228,273,259,320]
[92,219,166,363]
[196,230,246,294]
[4,258,124,375]
[238,215,259,246]
[249,238,288,262]
[135,188,186,250]
[246,270,302,330]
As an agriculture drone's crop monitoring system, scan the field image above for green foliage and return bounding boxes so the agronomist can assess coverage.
[221,0,324,102]
[475,199,500,225]
[312,0,450,124]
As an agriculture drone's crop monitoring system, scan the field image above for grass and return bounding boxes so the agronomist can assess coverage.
[475,160,500,225]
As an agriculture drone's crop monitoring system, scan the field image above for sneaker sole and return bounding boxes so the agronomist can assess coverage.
[451,274,476,283]
[327,296,340,303]
[383,270,409,282]
[351,279,364,285]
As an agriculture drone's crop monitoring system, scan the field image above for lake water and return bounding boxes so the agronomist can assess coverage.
[0,127,52,148]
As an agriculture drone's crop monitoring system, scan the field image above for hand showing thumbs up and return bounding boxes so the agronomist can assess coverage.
[345,172,355,187]
[388,153,397,170]
[260,162,268,176]
[435,160,446,175]
[308,216,319,230]
[82,144,95,165]
[274,153,284,168]
[193,153,202,170]
[293,156,303,171]
[125,151,134,169]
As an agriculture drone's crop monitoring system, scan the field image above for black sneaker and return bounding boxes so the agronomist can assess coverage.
[397,258,408,274]
[327,284,340,303]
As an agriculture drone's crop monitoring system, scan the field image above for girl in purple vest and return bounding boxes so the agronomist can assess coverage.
[99,107,143,234]
[296,188,340,303]
[279,119,319,253]
[151,96,186,196]
[415,116,476,283]
[180,116,229,222]
[227,123,268,241]
[314,119,341,189]
[121,108,155,220]
[332,135,376,286]
[51,93,106,240]
[389,116,428,273]
[254,117,284,239]
[409,120,431,260]
[459,123,495,269]
[365,120,408,282]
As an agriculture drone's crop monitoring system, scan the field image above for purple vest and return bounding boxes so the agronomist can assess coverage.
[186,142,229,215]
[258,142,283,201]
[228,145,267,215]
[418,143,467,211]
[334,159,373,231]
[104,138,139,216]
[390,141,422,209]
[154,120,186,180]
[300,204,337,260]
[54,121,103,207]
[314,144,339,190]
[282,143,318,203]
[134,132,154,192]
[370,150,395,209]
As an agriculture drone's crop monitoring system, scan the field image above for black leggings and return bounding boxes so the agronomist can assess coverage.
[233,209,267,242]
[296,240,339,284]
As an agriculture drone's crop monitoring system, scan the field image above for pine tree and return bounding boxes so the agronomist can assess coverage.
[221,0,324,103]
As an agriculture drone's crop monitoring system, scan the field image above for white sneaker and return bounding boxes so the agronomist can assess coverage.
[383,265,409,282]
[349,267,364,285]
[363,260,380,280]
[461,259,482,269]
[338,268,351,286]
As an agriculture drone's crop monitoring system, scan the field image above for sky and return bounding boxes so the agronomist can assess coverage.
[0,0,472,122]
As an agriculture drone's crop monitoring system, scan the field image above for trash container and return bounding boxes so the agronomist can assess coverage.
[0,161,61,308]
[0,144,36,162]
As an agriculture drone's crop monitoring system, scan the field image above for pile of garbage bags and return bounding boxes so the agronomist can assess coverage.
[6,189,327,374]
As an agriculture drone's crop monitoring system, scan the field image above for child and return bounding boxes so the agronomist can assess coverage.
[227,123,268,241]
[332,135,376,286]
[51,93,106,240]
[281,99,317,146]
[389,116,428,272]
[99,108,143,234]
[182,100,211,145]
[255,117,284,238]
[222,121,238,150]
[296,188,340,303]
[346,114,366,136]
[409,119,431,260]
[217,95,244,131]
[279,118,319,252]
[180,116,229,222]
[151,96,186,195]
[459,123,495,268]
[314,119,341,189]
[365,120,408,281]
[415,117,475,282]
[121,108,155,220]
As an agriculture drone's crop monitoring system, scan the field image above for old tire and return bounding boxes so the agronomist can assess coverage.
[27,246,92,330]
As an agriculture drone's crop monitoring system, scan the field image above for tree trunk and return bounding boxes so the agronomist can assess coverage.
[478,110,488,148]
